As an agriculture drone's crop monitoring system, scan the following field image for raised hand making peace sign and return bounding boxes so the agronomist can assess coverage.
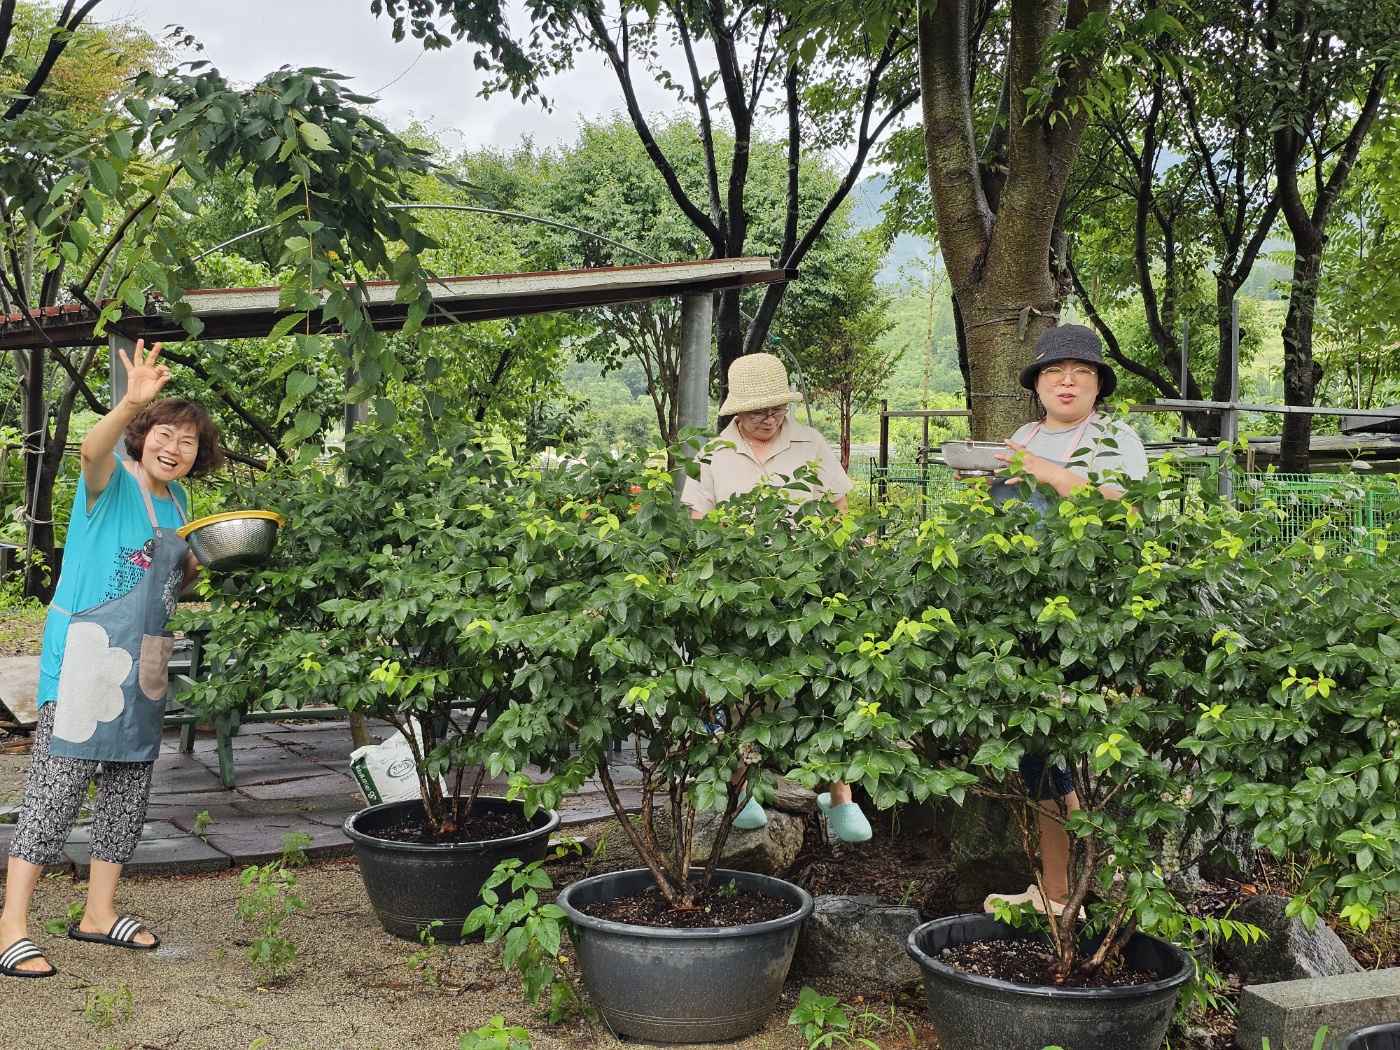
[118,339,172,407]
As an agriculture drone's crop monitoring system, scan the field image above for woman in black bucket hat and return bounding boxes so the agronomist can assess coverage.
[978,324,1148,918]
[993,323,1145,505]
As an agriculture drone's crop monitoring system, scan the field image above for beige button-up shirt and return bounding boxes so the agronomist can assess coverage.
[681,419,853,515]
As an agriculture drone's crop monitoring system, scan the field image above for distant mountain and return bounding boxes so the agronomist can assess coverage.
[848,174,936,285]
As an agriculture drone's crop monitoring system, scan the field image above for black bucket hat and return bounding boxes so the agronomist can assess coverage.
[1018,324,1117,399]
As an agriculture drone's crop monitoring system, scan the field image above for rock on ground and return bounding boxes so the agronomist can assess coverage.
[692,807,806,877]
[935,795,1034,909]
[794,894,923,987]
[1220,893,1363,984]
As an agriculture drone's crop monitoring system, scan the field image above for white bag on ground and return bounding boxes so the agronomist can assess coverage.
[349,722,443,805]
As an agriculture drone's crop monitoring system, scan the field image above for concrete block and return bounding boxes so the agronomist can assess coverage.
[235,770,359,801]
[1235,968,1400,1050]
[64,829,230,878]
[795,894,923,986]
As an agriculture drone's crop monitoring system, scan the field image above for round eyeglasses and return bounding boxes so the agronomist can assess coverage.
[741,407,788,422]
[1039,365,1097,382]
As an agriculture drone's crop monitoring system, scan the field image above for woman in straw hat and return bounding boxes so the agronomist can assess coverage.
[681,352,871,842]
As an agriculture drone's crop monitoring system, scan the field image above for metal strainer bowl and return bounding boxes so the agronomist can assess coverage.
[178,510,286,572]
[938,440,1009,473]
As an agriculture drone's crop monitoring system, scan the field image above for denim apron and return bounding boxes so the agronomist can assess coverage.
[48,464,189,763]
[989,413,1098,512]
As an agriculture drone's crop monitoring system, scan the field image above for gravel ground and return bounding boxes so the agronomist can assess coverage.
[0,851,820,1050]
[0,748,825,1050]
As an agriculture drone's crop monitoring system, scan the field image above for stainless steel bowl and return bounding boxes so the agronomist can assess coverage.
[178,511,285,572]
[938,440,1008,473]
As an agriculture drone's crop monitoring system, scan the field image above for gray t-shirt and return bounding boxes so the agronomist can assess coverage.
[1008,414,1148,485]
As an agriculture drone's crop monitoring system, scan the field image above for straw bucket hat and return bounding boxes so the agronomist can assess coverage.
[718,353,803,416]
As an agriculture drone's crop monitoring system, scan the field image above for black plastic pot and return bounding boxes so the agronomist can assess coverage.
[1335,1023,1400,1049]
[342,796,560,942]
[556,867,813,1043]
[905,913,1193,1050]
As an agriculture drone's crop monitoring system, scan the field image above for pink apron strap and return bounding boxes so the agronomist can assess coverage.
[133,462,188,528]
[1025,415,1097,456]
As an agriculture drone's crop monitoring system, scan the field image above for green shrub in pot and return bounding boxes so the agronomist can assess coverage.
[174,421,605,836]
[878,460,1400,980]
[491,456,925,908]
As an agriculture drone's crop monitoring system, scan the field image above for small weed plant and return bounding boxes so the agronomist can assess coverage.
[236,833,310,983]
[1164,913,1264,1035]
[460,1015,532,1050]
[82,985,133,1028]
[407,919,455,988]
[462,857,591,1025]
[1261,1030,1329,1050]
[43,900,85,937]
[788,986,914,1050]
[193,810,214,838]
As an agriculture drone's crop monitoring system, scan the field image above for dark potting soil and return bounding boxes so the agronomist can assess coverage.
[938,939,1162,989]
[369,809,535,845]
[580,881,798,929]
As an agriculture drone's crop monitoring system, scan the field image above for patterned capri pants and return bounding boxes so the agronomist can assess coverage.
[8,703,155,866]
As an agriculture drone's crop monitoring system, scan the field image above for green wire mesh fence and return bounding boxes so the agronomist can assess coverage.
[868,459,1400,550]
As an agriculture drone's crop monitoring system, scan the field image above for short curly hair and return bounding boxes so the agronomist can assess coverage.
[124,399,223,479]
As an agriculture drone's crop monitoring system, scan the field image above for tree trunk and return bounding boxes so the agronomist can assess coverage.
[958,300,1054,440]
[918,0,1108,440]
[1271,59,1388,473]
[1278,248,1323,473]
[715,286,745,415]
[20,347,57,601]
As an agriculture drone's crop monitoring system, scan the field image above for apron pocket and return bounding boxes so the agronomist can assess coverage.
[138,634,175,700]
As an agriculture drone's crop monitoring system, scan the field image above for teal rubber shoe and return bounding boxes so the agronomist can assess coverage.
[817,792,872,843]
[733,794,768,830]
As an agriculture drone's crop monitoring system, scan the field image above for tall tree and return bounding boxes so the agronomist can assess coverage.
[371,0,920,400]
[911,0,1176,439]
[1,4,440,596]
[1265,0,1398,470]
[460,116,880,455]
[1063,59,1224,437]
[1311,112,1400,410]
[777,227,896,468]
[1,0,149,598]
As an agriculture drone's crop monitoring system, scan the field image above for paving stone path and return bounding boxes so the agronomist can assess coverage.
[0,718,646,877]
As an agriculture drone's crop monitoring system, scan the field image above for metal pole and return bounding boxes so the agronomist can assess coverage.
[109,332,135,460]
[108,332,134,404]
[1179,317,1189,442]
[878,399,889,509]
[344,367,371,750]
[920,413,930,507]
[674,292,713,503]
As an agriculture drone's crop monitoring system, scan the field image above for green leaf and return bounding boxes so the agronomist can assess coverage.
[89,158,118,196]
[298,121,332,151]
[268,313,309,341]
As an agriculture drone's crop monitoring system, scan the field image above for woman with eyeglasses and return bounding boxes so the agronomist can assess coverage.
[990,324,1148,507]
[979,324,1147,919]
[1,341,222,978]
[681,353,872,842]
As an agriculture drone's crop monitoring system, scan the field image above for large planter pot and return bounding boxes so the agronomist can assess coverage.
[1335,1024,1400,1050]
[342,796,560,942]
[556,867,813,1043]
[905,913,1193,1050]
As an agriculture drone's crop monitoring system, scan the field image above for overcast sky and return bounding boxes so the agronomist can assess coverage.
[106,0,678,154]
